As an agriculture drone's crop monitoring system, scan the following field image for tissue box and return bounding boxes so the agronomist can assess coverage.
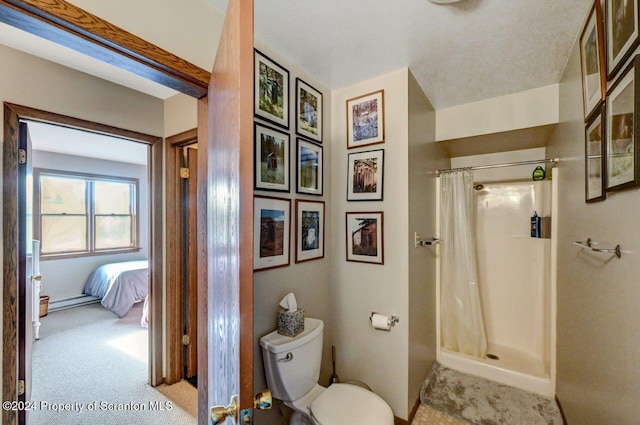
[277,309,305,337]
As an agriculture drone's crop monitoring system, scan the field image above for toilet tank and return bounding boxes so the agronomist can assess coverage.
[260,318,323,402]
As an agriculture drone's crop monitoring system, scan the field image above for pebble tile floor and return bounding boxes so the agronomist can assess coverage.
[412,404,470,425]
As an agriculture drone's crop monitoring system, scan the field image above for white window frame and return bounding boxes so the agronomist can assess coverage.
[34,168,140,259]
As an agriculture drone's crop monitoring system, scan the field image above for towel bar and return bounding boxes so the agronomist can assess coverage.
[573,238,621,258]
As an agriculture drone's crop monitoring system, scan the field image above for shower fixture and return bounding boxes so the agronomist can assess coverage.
[474,184,485,191]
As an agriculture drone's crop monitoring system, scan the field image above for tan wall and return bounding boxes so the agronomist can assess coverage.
[546,33,640,425]
[251,41,334,425]
[407,71,449,414]
[331,68,410,419]
[164,93,198,137]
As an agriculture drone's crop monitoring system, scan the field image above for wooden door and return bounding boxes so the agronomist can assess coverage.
[17,122,34,425]
[185,147,198,379]
[198,0,254,423]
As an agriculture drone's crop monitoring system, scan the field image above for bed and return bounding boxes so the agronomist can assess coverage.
[83,260,149,318]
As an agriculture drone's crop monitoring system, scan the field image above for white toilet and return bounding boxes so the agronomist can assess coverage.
[260,318,394,425]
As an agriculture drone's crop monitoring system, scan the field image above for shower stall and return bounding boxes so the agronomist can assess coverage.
[435,165,558,397]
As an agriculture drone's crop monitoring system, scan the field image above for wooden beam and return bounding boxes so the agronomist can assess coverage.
[0,0,210,98]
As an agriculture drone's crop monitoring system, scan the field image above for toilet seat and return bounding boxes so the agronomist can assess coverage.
[310,383,394,425]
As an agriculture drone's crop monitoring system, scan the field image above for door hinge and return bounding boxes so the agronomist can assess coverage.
[18,380,25,396]
[182,334,190,346]
[18,149,26,164]
[180,167,189,179]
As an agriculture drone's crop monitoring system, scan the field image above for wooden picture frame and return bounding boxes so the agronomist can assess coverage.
[254,196,291,271]
[606,0,640,79]
[346,90,385,149]
[296,138,323,196]
[347,149,384,201]
[580,1,606,121]
[295,200,325,263]
[255,49,290,128]
[254,122,290,192]
[345,211,384,265]
[585,103,606,202]
[295,78,323,143]
[605,55,640,191]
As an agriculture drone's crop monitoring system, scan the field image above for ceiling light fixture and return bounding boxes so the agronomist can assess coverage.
[428,0,464,4]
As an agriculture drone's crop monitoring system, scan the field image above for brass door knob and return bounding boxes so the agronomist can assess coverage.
[210,390,272,424]
[211,396,238,425]
[253,389,272,410]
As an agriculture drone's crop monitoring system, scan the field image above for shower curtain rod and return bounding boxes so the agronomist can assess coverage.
[435,158,559,176]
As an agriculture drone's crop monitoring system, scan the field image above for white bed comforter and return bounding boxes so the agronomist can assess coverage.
[83,260,149,318]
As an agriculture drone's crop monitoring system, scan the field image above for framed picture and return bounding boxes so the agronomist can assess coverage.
[295,200,325,263]
[296,138,323,196]
[296,78,323,143]
[606,0,640,79]
[347,149,384,201]
[606,55,640,191]
[580,1,606,121]
[346,89,385,149]
[255,49,289,128]
[254,123,290,192]
[345,211,384,265]
[254,196,291,271]
[585,104,606,202]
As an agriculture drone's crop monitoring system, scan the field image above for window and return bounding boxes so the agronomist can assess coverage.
[35,169,139,258]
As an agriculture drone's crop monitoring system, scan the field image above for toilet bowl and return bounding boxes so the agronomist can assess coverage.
[310,383,393,425]
[260,318,394,425]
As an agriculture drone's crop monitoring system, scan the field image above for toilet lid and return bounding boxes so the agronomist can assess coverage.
[310,383,394,425]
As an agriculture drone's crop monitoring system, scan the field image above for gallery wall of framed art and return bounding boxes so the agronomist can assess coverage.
[252,47,328,271]
[579,0,640,202]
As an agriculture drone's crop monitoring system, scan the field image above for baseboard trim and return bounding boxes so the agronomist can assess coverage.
[394,416,408,425]
[48,295,101,312]
[555,395,568,425]
[393,397,421,425]
[409,397,421,423]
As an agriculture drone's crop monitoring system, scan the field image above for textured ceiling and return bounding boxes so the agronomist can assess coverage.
[211,0,592,109]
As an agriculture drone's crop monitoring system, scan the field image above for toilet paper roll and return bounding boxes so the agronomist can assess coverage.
[371,313,391,331]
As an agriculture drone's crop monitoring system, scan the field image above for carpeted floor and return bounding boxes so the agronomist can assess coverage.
[420,362,563,425]
[30,303,196,425]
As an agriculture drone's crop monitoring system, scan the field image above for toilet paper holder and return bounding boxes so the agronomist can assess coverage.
[370,312,400,330]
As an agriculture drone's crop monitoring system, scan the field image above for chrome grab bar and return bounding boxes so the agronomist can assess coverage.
[414,232,441,248]
[278,353,293,362]
[573,238,621,258]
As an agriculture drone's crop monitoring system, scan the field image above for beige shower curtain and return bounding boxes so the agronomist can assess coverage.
[440,170,487,358]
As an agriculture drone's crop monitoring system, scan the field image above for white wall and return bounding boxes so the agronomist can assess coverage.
[331,68,410,419]
[0,43,164,396]
[67,0,224,72]
[436,85,559,142]
[32,151,148,302]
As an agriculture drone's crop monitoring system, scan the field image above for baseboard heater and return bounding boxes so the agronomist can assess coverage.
[48,295,101,312]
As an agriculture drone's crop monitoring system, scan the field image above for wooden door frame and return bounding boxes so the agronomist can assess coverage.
[2,103,163,425]
[165,128,197,385]
[0,2,232,425]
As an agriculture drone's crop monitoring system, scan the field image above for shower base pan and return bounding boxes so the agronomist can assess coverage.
[438,343,553,397]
